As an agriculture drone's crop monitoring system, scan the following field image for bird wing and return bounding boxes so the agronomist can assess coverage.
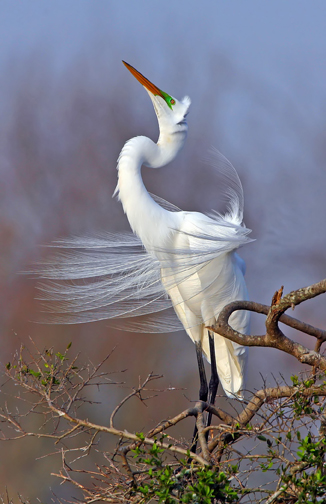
[157,211,251,398]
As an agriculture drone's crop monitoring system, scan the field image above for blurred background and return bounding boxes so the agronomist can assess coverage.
[0,0,326,500]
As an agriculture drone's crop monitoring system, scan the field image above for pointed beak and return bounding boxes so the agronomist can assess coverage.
[122,61,165,99]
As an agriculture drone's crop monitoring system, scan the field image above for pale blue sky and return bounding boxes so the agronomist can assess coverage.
[1,1,325,87]
[1,0,325,160]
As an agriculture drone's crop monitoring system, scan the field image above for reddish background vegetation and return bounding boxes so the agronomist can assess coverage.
[1,46,326,501]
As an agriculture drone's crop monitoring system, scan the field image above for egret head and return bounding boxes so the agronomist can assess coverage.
[123,61,191,136]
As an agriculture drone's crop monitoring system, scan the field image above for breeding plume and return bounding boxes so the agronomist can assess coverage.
[36,62,252,404]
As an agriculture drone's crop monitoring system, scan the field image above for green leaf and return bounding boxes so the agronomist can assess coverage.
[29,369,41,378]
[291,375,299,386]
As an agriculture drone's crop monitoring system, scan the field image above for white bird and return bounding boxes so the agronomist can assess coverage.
[36,62,252,405]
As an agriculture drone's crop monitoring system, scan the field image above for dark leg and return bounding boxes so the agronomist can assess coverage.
[190,341,208,453]
[196,340,208,402]
[206,331,219,430]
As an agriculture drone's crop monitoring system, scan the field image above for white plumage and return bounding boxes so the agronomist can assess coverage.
[35,62,253,399]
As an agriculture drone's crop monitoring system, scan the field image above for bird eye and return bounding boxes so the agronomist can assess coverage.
[170,99,175,105]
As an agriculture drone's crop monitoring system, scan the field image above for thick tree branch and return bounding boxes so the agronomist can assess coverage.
[207,383,326,452]
[238,384,326,426]
[207,279,326,370]
[196,407,211,463]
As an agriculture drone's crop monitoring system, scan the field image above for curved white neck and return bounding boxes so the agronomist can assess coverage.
[115,136,180,249]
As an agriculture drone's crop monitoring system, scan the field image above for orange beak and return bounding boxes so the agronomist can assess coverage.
[123,61,165,99]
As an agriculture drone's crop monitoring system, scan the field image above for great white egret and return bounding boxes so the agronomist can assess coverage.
[36,62,252,408]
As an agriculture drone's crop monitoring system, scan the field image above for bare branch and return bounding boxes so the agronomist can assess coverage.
[110,373,161,428]
[238,384,326,426]
[45,397,211,466]
[208,279,326,371]
[2,294,326,504]
[195,404,211,463]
